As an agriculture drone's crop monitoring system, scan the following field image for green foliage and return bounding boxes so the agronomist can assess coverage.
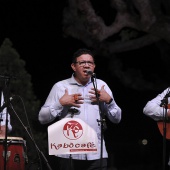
[0,38,47,169]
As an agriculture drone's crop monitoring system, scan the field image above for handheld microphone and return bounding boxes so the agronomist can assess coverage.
[85,69,96,76]
[0,96,14,112]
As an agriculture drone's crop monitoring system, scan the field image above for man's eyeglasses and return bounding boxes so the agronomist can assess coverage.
[75,61,95,67]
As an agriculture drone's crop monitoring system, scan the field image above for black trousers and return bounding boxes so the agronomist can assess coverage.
[57,157,107,170]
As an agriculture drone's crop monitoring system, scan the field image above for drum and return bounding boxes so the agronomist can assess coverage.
[0,137,26,170]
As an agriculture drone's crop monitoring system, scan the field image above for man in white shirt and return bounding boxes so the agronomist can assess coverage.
[0,91,12,137]
[143,87,170,169]
[39,48,122,170]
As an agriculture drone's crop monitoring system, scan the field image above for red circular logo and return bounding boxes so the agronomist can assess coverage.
[63,120,83,140]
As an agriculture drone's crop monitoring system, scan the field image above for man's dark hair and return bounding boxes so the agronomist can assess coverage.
[72,48,95,63]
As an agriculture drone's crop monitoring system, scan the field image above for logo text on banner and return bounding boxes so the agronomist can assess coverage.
[48,118,98,155]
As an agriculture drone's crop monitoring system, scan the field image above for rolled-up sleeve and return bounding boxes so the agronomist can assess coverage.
[143,88,170,121]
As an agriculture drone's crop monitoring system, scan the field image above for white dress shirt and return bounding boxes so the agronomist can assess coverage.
[39,74,122,160]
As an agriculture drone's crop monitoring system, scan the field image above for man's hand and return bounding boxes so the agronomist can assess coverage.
[59,89,84,107]
[89,85,112,103]
[0,125,6,137]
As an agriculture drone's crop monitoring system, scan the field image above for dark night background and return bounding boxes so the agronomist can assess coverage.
[0,1,169,170]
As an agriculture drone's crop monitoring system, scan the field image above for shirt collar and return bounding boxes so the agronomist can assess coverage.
[69,73,92,86]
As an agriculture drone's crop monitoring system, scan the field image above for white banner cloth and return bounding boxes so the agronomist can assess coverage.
[48,118,98,155]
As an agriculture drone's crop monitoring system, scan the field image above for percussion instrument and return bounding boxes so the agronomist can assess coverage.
[0,137,27,170]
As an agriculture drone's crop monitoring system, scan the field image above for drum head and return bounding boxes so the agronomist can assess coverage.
[0,137,23,140]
